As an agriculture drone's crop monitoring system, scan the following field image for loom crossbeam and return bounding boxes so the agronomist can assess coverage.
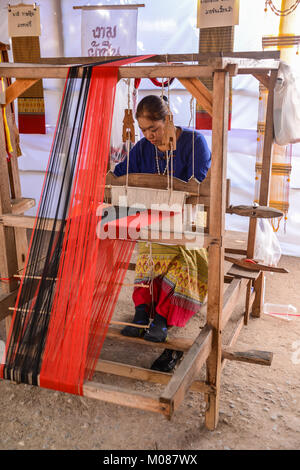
[0,55,281,81]
[0,51,287,430]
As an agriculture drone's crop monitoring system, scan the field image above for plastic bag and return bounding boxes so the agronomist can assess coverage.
[254,218,281,266]
[273,61,300,146]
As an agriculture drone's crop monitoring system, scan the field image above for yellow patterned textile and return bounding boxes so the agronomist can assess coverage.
[135,242,208,309]
[18,98,45,114]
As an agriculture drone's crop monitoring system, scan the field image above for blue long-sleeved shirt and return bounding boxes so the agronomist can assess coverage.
[114,127,211,183]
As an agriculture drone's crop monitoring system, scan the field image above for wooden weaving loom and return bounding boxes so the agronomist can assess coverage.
[0,50,287,430]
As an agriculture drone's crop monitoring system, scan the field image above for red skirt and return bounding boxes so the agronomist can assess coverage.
[133,277,201,328]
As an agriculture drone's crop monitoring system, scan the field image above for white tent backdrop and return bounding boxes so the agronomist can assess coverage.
[0,0,299,256]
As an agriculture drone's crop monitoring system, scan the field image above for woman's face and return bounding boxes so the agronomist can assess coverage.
[137,115,165,146]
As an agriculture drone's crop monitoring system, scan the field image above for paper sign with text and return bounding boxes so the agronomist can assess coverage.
[80,7,139,165]
[197,0,240,29]
[81,8,138,57]
[8,5,41,37]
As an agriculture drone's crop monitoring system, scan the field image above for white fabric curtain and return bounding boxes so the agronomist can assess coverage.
[0,0,299,255]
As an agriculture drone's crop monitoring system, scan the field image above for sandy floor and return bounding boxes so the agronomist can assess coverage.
[0,234,299,451]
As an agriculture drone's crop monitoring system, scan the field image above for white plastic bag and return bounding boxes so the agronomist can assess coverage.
[254,218,281,266]
[273,61,300,146]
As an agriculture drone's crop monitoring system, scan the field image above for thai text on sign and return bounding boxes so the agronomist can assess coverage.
[81,8,138,57]
[197,0,240,28]
[8,5,41,37]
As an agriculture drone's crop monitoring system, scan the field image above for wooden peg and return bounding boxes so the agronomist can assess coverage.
[226,204,283,219]
[162,114,177,151]
[122,109,135,143]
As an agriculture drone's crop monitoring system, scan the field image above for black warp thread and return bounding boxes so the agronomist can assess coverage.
[3,66,91,385]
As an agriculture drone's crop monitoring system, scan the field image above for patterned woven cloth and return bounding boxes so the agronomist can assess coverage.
[133,242,208,327]
[11,36,45,134]
[197,26,234,130]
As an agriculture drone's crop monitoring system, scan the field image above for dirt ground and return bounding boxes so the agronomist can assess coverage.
[0,232,299,451]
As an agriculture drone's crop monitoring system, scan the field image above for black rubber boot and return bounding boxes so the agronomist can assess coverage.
[143,313,168,343]
[121,304,149,338]
[151,349,183,372]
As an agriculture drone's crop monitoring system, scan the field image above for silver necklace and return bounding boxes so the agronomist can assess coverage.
[155,146,170,175]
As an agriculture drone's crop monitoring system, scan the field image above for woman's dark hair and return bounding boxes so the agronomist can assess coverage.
[136,95,168,121]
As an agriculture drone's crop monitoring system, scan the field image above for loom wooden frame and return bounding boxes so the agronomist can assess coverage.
[0,51,281,430]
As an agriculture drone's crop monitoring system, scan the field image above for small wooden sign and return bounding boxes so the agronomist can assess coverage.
[197,0,240,29]
[8,4,41,37]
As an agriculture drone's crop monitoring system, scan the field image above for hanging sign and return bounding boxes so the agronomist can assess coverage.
[8,4,41,37]
[81,6,139,57]
[197,0,240,29]
[79,5,142,164]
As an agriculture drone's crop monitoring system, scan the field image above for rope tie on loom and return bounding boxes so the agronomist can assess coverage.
[125,79,131,193]
[188,55,197,183]
[189,95,196,181]
[147,241,156,321]
[168,78,173,199]
[188,69,201,214]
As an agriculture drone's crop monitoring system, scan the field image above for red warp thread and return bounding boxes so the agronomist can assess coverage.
[0,56,155,392]
[0,72,71,381]
[39,57,152,395]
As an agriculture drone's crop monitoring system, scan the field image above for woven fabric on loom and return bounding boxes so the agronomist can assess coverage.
[0,57,150,395]
[11,36,46,134]
[197,26,234,130]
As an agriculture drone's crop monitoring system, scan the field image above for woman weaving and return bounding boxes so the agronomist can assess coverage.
[113,95,211,372]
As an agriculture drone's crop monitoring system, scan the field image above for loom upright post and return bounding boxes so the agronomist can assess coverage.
[247,69,278,317]
[0,44,29,333]
[205,70,229,430]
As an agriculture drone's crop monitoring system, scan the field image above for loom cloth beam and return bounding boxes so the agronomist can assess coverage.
[0,55,280,81]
